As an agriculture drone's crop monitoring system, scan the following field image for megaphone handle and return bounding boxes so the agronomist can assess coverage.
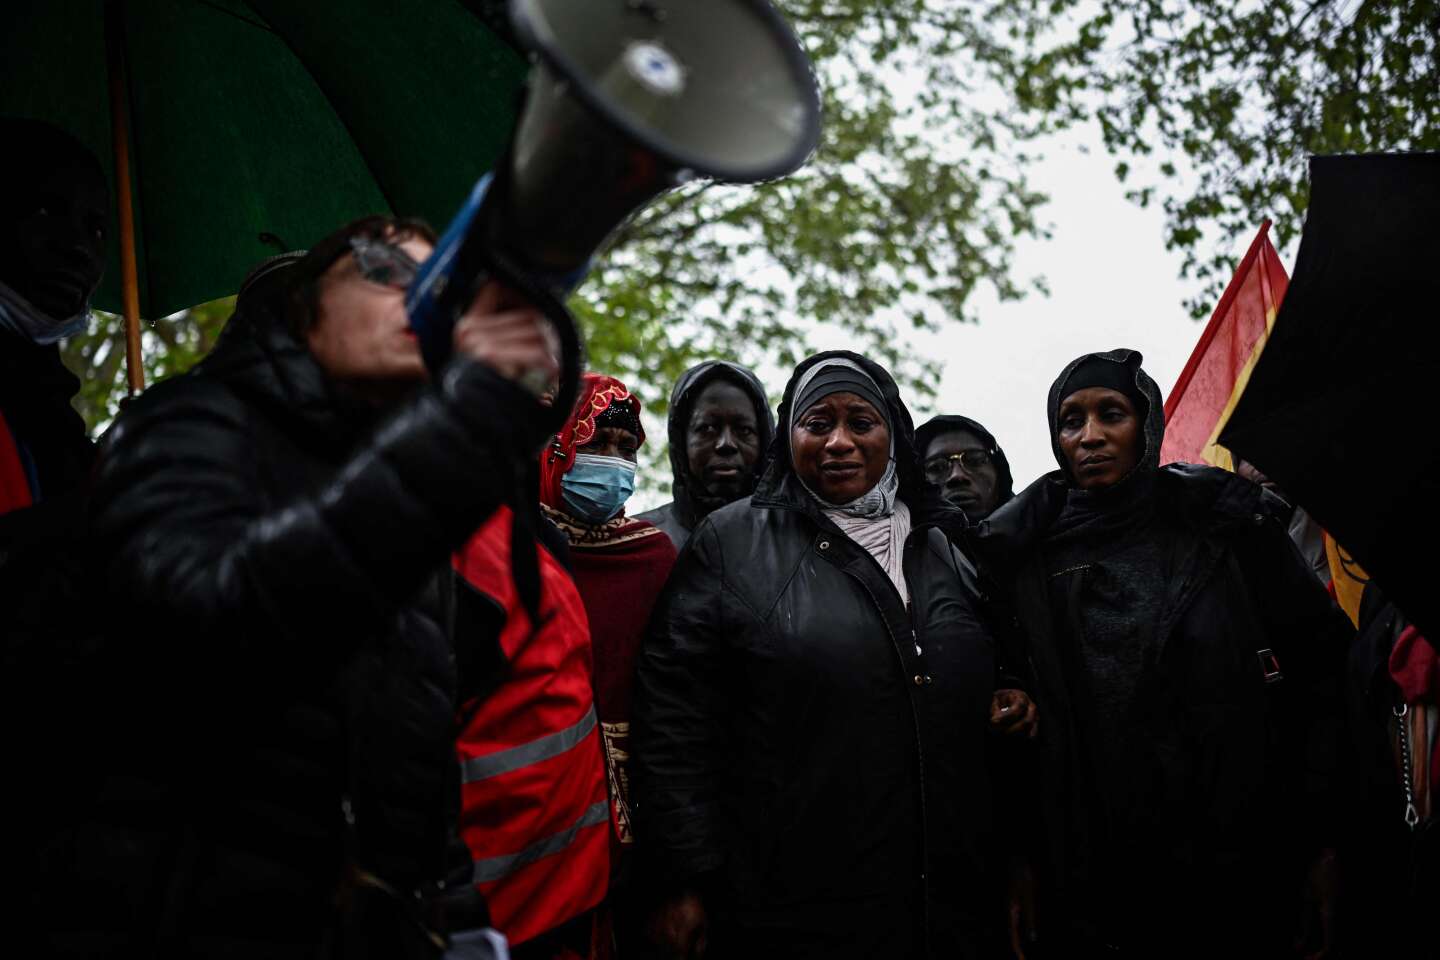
[422,250,584,434]
[415,264,490,376]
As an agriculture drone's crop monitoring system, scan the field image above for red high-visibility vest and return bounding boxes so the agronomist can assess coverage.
[454,508,610,946]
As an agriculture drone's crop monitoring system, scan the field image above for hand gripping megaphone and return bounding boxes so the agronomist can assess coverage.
[406,0,821,427]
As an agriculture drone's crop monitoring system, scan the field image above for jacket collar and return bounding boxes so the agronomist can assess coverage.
[975,461,1272,576]
[196,299,367,456]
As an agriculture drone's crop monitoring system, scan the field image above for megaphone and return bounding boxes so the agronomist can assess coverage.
[407,0,821,426]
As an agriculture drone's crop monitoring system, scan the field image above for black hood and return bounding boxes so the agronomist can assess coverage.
[1047,347,1164,489]
[754,350,962,529]
[664,359,775,529]
[914,414,1016,507]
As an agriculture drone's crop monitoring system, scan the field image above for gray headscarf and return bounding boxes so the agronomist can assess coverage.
[789,358,910,602]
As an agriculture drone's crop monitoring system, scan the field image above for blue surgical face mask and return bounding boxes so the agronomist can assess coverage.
[561,453,637,524]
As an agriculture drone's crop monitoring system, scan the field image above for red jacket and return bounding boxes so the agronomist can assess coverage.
[454,507,610,946]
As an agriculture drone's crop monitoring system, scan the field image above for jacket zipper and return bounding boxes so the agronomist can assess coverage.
[836,531,932,956]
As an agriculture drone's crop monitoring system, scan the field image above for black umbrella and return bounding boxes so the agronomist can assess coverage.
[1220,152,1440,635]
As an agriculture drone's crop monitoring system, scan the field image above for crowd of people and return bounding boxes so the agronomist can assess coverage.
[2,117,1437,959]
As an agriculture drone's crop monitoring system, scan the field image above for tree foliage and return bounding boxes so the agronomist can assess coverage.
[1021,0,1440,317]
[580,0,1056,419]
[61,298,233,434]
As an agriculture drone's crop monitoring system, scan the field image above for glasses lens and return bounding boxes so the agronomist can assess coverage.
[350,235,419,289]
[961,450,992,470]
[923,457,950,482]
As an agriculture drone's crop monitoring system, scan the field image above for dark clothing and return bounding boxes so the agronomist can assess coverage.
[1339,587,1440,957]
[40,299,537,956]
[636,360,774,551]
[914,414,1015,509]
[632,499,685,549]
[634,351,1002,959]
[0,335,96,895]
[973,348,1351,955]
[0,333,93,509]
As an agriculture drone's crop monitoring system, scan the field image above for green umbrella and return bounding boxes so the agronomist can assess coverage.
[1,0,527,390]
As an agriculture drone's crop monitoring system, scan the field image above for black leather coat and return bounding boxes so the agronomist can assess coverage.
[633,352,1002,959]
[41,298,537,955]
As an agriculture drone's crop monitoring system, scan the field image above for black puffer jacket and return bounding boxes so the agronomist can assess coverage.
[972,349,1352,954]
[637,359,774,551]
[40,294,537,956]
[633,351,1002,959]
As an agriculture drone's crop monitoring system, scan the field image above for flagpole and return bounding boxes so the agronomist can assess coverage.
[105,0,145,396]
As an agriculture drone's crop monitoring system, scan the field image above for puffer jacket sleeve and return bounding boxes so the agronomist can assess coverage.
[90,358,539,646]
[632,517,731,883]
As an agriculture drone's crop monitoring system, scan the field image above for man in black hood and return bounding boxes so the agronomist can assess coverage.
[637,359,774,551]
[915,415,1014,521]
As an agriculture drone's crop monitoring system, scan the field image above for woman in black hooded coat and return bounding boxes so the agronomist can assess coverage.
[972,348,1352,956]
[633,350,1004,959]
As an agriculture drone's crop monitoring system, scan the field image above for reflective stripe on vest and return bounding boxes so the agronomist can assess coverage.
[471,799,610,884]
[461,706,598,784]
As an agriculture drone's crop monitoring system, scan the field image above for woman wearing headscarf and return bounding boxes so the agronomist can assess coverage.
[972,348,1353,956]
[637,359,775,551]
[528,373,677,954]
[633,351,1004,959]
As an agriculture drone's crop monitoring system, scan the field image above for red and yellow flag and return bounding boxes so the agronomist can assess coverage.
[1161,221,1289,469]
[1162,224,1373,623]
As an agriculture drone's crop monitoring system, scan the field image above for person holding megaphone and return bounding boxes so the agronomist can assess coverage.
[40,216,560,957]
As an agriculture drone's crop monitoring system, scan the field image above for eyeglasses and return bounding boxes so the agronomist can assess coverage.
[922,449,993,483]
[348,234,421,290]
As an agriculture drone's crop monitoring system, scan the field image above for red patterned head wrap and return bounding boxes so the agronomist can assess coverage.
[539,373,645,509]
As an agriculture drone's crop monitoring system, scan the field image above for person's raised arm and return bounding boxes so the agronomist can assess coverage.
[90,287,556,649]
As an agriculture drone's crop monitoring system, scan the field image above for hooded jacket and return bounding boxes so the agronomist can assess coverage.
[41,286,541,955]
[633,351,1002,959]
[913,414,1015,513]
[972,349,1352,953]
[636,360,774,551]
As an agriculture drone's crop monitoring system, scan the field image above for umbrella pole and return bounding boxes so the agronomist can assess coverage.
[105,0,144,395]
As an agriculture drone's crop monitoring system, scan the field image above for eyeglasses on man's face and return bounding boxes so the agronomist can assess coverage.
[922,449,993,483]
[348,234,422,291]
